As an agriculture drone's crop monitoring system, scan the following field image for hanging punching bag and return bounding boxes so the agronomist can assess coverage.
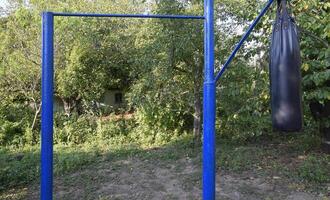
[270,0,303,132]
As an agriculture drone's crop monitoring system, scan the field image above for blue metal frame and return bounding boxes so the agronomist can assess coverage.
[41,12,54,200]
[53,12,205,19]
[41,1,274,199]
[203,0,216,199]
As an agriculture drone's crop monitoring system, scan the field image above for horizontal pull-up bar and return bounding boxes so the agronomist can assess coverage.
[52,12,205,20]
[41,1,276,199]
[214,0,275,83]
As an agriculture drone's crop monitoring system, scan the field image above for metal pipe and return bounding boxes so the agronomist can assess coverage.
[53,12,205,19]
[214,0,275,82]
[41,12,54,200]
[203,0,216,199]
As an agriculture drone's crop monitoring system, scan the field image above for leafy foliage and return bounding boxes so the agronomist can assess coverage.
[217,62,271,141]
[290,0,330,129]
[0,1,329,195]
[0,0,328,145]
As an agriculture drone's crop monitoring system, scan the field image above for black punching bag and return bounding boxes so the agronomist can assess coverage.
[269,0,303,132]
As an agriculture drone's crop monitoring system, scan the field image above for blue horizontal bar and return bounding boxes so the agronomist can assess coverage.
[214,0,275,82]
[53,12,204,19]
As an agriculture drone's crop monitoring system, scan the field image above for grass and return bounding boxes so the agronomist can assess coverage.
[216,135,330,189]
[0,133,329,197]
[297,155,330,183]
[0,136,196,193]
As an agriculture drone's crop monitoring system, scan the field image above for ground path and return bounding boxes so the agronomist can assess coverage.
[15,153,328,200]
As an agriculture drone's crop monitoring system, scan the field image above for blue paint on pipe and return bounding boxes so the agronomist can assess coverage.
[203,83,216,200]
[41,12,54,200]
[215,0,275,82]
[40,10,205,200]
[53,13,205,19]
[40,1,275,199]
[203,0,216,199]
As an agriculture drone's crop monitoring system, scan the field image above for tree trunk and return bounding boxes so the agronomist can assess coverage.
[61,96,82,116]
[192,56,203,145]
[193,84,202,145]
[62,98,72,116]
[31,103,41,131]
[184,54,203,146]
[30,101,41,144]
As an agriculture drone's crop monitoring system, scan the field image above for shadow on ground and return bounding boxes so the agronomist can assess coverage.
[0,136,329,200]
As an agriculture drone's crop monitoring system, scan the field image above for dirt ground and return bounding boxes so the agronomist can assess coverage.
[8,154,328,200]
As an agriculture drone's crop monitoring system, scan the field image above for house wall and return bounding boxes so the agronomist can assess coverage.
[54,96,64,113]
[53,90,125,112]
[101,90,125,109]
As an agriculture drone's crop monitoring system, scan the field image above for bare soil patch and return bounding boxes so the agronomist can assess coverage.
[14,155,328,200]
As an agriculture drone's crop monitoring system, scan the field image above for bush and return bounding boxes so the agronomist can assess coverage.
[54,114,97,145]
[128,107,185,145]
[0,103,35,146]
[0,120,24,146]
[95,116,136,140]
[53,113,137,145]
[217,63,272,141]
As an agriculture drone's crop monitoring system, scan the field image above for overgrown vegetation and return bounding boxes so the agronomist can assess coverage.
[0,0,329,197]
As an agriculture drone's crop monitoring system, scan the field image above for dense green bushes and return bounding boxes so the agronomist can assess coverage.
[0,103,36,146]
[54,114,97,145]
[53,110,185,146]
[0,0,327,148]
[0,110,189,147]
[0,120,23,146]
[53,113,137,145]
[216,62,273,141]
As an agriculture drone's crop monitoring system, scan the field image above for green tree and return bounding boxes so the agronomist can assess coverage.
[0,6,41,144]
[0,0,146,144]
[292,0,330,138]
[127,0,205,143]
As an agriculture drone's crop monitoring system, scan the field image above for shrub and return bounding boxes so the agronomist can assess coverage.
[53,113,137,145]
[128,107,185,145]
[0,103,35,146]
[0,120,24,146]
[95,116,136,140]
[54,114,97,145]
[217,63,272,141]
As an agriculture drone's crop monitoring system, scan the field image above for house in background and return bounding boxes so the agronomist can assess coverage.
[53,89,126,113]
[100,89,125,109]
[53,97,65,113]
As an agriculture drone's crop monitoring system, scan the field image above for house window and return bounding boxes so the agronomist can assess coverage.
[115,93,123,104]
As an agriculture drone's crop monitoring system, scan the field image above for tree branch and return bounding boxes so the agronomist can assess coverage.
[298,26,329,48]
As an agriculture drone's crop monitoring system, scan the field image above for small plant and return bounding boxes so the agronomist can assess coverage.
[54,114,97,145]
[297,155,330,183]
[0,120,24,146]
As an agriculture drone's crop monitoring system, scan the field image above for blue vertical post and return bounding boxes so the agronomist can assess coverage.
[41,12,54,200]
[203,0,216,199]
